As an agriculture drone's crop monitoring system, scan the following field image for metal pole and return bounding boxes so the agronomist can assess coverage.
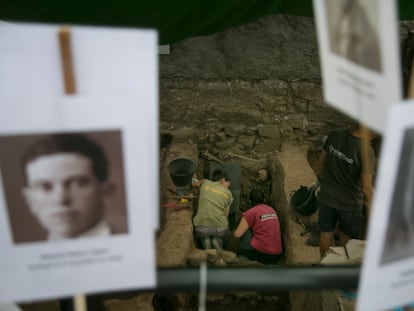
[157,265,360,292]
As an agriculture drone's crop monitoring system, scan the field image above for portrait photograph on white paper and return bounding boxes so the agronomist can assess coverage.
[0,130,128,244]
[325,0,382,73]
[313,0,402,134]
[0,99,157,303]
[0,22,159,232]
[357,104,414,311]
[0,23,158,304]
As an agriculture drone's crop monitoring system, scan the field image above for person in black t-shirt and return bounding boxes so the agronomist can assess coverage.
[316,124,375,259]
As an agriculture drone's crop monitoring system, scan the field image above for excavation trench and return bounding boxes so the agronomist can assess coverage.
[155,133,322,310]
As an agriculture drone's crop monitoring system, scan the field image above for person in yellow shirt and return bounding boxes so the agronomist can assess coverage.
[192,169,233,250]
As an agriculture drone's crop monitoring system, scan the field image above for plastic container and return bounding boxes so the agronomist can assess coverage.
[290,184,318,216]
[167,158,196,187]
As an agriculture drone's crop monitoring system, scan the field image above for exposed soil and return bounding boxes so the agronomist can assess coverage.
[276,143,320,265]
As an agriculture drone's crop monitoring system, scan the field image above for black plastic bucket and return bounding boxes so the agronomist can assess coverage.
[290,185,318,216]
[167,158,196,187]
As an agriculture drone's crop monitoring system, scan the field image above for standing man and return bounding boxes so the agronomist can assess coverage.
[193,169,233,250]
[317,124,375,259]
[22,133,115,240]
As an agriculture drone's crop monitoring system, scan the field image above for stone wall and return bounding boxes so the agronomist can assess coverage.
[160,16,414,149]
[159,14,354,149]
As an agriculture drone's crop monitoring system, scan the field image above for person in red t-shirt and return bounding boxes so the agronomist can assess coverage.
[233,189,283,264]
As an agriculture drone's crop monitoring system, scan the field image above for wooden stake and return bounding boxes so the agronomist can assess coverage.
[360,124,373,219]
[360,126,372,173]
[74,294,87,311]
[58,26,76,94]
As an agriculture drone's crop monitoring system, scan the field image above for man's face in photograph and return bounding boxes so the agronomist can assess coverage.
[23,152,111,239]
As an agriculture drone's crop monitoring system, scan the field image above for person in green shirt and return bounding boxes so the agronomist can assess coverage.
[193,169,233,250]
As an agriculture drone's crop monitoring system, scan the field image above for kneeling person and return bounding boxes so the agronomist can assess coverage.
[193,169,233,250]
[234,189,283,264]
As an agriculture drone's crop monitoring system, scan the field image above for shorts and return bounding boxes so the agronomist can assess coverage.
[318,202,361,238]
[194,226,228,239]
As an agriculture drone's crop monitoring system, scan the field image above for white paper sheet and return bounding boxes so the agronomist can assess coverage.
[0,23,158,303]
[312,0,402,134]
[358,102,414,310]
[0,304,22,311]
[0,21,159,230]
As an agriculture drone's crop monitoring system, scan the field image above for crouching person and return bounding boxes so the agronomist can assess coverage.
[234,189,283,264]
[193,169,233,250]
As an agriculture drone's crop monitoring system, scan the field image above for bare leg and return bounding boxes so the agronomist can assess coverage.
[320,231,333,259]
[336,231,350,247]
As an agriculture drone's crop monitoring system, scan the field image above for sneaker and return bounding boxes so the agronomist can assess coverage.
[211,237,223,251]
[201,237,212,250]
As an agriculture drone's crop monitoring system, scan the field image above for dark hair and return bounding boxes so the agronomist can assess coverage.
[347,120,360,132]
[23,133,109,181]
[211,168,230,182]
[249,189,264,206]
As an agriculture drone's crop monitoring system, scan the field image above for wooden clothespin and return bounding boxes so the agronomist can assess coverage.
[58,26,77,94]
